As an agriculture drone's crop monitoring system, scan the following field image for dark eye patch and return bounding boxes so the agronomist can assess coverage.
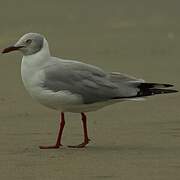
[26,39,32,44]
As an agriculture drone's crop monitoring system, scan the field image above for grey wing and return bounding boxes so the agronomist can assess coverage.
[42,58,140,104]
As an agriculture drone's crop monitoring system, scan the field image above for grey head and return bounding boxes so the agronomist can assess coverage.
[2,33,44,56]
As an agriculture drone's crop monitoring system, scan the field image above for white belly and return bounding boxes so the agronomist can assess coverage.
[21,57,105,112]
[21,67,118,112]
[21,64,82,111]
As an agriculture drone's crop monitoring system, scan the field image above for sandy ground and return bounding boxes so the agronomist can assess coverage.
[0,0,180,179]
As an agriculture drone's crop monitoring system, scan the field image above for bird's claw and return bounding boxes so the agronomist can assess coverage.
[68,139,90,148]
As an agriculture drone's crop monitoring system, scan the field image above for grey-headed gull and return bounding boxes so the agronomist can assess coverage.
[2,33,178,149]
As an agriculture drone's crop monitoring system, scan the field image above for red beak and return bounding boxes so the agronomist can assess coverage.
[1,46,24,54]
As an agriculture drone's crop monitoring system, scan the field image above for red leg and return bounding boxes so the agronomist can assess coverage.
[39,112,65,149]
[68,112,90,148]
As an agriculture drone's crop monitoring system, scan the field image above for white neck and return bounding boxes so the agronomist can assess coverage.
[21,38,51,96]
[40,38,51,57]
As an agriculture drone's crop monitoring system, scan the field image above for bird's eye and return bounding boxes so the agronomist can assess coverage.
[26,39,32,44]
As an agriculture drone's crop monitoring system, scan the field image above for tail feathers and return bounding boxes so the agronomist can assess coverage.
[137,83,178,97]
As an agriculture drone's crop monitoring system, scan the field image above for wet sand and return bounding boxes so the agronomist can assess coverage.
[0,0,180,179]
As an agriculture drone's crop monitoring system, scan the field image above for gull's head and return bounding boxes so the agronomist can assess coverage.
[2,33,45,56]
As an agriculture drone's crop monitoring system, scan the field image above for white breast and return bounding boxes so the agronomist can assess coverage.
[21,52,84,112]
[21,59,122,112]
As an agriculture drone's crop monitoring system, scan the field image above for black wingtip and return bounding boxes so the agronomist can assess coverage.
[137,82,178,97]
[139,88,178,96]
[162,83,174,87]
[138,83,174,89]
[164,89,178,93]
